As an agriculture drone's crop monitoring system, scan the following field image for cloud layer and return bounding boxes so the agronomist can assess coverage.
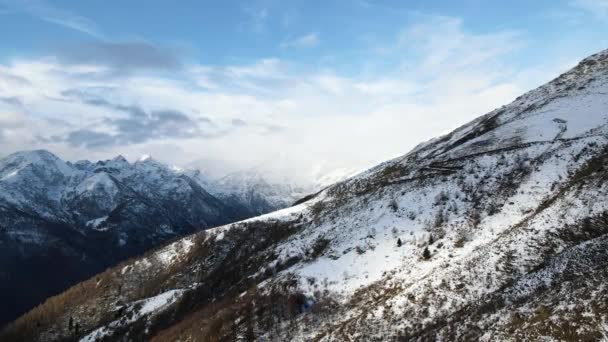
[0,13,592,182]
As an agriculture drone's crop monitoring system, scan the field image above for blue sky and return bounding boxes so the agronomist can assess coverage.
[0,0,607,181]
[2,0,605,68]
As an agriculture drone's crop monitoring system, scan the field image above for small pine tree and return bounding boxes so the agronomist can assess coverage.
[422,247,431,260]
[68,316,73,331]
[397,238,402,247]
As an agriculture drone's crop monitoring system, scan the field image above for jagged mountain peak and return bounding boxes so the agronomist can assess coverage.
[0,149,72,177]
[132,154,177,174]
[110,155,129,164]
[5,148,59,160]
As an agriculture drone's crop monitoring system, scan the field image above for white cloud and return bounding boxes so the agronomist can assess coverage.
[281,33,320,49]
[0,15,571,183]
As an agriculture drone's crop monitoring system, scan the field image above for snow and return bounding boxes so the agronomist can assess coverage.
[75,172,117,194]
[121,265,131,275]
[205,201,310,240]
[0,150,78,214]
[210,167,316,209]
[79,289,184,342]
[155,238,195,265]
[138,154,151,162]
[86,216,108,230]
[312,165,363,188]
[0,170,18,181]
[139,289,184,315]
[297,241,407,295]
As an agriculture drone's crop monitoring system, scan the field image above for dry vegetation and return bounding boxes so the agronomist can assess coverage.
[0,216,309,341]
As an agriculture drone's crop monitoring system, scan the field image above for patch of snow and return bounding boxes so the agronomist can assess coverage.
[138,154,151,162]
[1,170,18,181]
[155,238,195,265]
[86,216,108,230]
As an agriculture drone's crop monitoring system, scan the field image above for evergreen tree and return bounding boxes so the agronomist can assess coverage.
[422,247,431,260]
[397,238,402,247]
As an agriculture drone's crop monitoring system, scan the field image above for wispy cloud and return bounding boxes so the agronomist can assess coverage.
[280,33,320,49]
[0,0,102,38]
[398,15,524,73]
[570,0,608,17]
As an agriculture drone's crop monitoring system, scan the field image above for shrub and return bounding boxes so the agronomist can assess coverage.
[454,229,469,248]
[308,238,330,260]
[310,201,325,217]
[388,199,399,212]
[434,191,449,205]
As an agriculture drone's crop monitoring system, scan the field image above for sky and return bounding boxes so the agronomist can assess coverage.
[0,0,607,182]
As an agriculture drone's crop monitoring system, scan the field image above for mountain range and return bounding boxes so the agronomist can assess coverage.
[3,48,608,341]
[0,151,311,326]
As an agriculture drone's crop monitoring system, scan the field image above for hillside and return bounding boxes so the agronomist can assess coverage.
[3,48,608,341]
[0,152,303,327]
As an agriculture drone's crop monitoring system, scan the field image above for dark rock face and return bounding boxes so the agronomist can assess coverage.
[0,151,262,326]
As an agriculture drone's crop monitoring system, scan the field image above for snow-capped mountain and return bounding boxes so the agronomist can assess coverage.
[184,154,358,213]
[211,168,314,215]
[0,151,308,326]
[183,166,314,217]
[5,49,608,341]
[187,154,350,215]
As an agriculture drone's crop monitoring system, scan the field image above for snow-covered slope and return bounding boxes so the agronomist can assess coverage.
[5,49,608,342]
[0,152,304,326]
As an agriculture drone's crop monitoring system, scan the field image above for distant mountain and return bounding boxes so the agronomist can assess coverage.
[7,48,608,342]
[211,168,314,215]
[0,151,309,326]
